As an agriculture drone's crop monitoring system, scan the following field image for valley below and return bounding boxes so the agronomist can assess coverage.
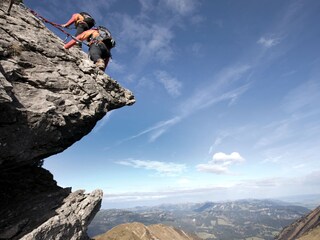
[88,199,314,240]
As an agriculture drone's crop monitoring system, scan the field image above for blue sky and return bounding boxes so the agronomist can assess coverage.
[26,0,320,209]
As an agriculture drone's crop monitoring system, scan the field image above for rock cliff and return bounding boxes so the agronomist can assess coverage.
[276,206,320,240]
[0,0,135,239]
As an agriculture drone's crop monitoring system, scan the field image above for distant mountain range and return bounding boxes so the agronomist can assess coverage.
[88,199,313,239]
[93,222,202,240]
[274,194,320,209]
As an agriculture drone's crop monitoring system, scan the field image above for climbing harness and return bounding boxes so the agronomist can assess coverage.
[91,26,116,49]
[22,5,88,46]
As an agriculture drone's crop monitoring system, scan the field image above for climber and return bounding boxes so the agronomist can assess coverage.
[61,12,95,37]
[64,26,116,71]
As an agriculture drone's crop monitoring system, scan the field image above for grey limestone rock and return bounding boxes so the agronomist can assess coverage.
[21,190,103,240]
[0,0,135,239]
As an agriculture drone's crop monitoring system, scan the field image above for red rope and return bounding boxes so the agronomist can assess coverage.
[28,9,73,38]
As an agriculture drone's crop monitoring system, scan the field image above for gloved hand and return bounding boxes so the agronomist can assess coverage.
[61,24,67,28]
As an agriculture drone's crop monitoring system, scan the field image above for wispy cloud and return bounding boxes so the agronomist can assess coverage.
[104,193,167,202]
[93,112,113,133]
[261,155,284,164]
[197,152,245,175]
[155,70,182,97]
[257,37,280,48]
[117,159,186,176]
[117,14,174,68]
[104,185,229,203]
[121,65,252,142]
[282,80,320,113]
[190,42,203,57]
[121,117,181,143]
[255,82,320,149]
[139,25,174,63]
[139,0,157,12]
[256,0,306,52]
[113,0,307,145]
[163,0,198,16]
[178,65,251,116]
[255,119,292,148]
[109,60,125,73]
[114,0,202,73]
[208,137,223,154]
[293,163,305,169]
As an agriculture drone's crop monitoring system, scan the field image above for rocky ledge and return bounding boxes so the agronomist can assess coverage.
[0,0,135,239]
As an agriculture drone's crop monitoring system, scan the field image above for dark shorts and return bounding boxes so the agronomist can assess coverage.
[89,42,110,63]
[75,22,89,36]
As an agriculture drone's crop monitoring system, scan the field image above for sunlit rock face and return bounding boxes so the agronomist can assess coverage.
[0,0,134,239]
[94,222,203,240]
[276,206,320,240]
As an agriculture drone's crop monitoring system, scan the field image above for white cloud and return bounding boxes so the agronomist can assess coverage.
[118,15,174,65]
[118,14,151,47]
[257,37,280,48]
[155,70,182,97]
[117,159,186,176]
[213,152,244,162]
[142,25,174,62]
[197,152,245,175]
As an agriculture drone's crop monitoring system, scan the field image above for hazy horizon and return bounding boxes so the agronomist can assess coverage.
[101,193,320,209]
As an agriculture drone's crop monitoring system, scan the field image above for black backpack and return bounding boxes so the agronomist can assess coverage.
[95,26,116,49]
[80,12,95,28]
